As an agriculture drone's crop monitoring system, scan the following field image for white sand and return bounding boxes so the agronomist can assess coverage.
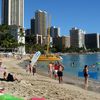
[0,57,100,100]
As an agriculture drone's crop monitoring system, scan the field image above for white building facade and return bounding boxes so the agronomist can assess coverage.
[70,27,85,48]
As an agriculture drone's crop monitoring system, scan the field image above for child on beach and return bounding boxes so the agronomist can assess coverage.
[83,65,89,89]
[32,65,36,76]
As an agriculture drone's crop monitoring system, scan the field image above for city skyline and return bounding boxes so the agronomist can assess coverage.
[0,0,100,35]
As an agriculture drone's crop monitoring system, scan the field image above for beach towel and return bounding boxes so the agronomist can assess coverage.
[0,94,24,100]
[31,97,46,100]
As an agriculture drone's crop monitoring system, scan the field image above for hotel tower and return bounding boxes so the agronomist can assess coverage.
[2,0,24,27]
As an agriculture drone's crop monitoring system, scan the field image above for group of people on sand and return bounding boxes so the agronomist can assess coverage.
[26,61,36,76]
[48,61,64,83]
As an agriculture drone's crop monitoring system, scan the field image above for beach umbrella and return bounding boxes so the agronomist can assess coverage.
[0,94,24,100]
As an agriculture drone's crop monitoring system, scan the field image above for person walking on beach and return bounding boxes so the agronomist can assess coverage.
[83,65,89,89]
[57,65,64,83]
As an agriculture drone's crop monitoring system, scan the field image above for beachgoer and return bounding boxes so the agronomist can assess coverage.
[97,67,99,71]
[54,63,59,79]
[83,65,89,89]
[26,61,32,73]
[0,59,7,79]
[32,65,36,76]
[48,62,53,78]
[92,64,95,68]
[52,63,55,76]
[4,72,18,82]
[57,65,64,83]
[72,62,74,67]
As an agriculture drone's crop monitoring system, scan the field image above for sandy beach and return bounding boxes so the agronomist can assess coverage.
[0,57,100,100]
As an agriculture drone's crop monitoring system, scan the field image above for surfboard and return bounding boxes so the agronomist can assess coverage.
[31,51,41,66]
[96,62,100,65]
[78,71,98,79]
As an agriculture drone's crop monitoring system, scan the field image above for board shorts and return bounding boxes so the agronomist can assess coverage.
[57,71,63,77]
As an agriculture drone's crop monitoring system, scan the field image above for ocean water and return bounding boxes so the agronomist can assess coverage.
[37,53,100,81]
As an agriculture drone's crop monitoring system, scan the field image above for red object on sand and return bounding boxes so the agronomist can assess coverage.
[31,98,46,100]
[0,88,5,93]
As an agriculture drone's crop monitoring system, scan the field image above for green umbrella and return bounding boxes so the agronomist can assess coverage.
[0,94,24,100]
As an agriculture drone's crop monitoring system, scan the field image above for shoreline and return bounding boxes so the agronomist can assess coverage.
[58,52,100,56]
[37,68,100,93]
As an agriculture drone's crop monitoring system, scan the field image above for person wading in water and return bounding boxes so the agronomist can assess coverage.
[83,65,89,89]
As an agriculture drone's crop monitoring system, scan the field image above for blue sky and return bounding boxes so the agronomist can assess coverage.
[0,0,100,35]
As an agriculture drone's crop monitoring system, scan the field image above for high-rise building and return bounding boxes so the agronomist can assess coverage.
[35,10,47,37]
[2,0,24,27]
[50,26,55,37]
[53,36,70,51]
[70,27,85,48]
[64,36,70,48]
[85,33,100,49]
[50,26,60,38]
[31,17,35,35]
[25,29,31,36]
[54,27,60,38]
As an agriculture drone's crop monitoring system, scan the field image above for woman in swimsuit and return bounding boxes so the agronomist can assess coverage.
[83,65,88,89]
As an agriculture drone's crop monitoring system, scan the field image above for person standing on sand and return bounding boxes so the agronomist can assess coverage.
[54,63,59,79]
[26,61,32,73]
[57,65,64,83]
[48,62,53,78]
[32,65,36,76]
[83,65,89,89]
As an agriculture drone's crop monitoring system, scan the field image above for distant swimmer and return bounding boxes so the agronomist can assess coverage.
[91,64,96,68]
[97,67,99,71]
[72,62,74,67]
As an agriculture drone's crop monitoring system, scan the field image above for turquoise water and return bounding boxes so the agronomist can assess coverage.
[37,53,100,81]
